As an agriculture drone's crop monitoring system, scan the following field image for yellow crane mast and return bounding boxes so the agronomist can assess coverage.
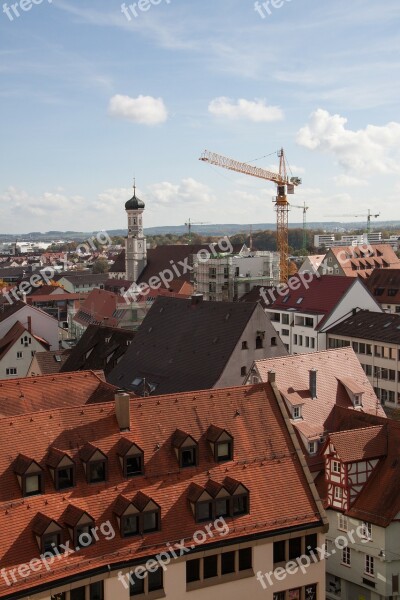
[199,149,302,283]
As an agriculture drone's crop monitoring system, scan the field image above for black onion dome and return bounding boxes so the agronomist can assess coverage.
[125,191,145,210]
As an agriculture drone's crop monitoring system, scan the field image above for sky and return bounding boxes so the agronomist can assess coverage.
[1,0,400,233]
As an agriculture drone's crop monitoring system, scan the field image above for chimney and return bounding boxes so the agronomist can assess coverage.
[268,370,276,384]
[27,316,32,333]
[191,293,203,306]
[309,369,317,399]
[115,390,131,431]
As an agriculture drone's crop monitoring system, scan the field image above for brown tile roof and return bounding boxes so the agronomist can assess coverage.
[365,268,400,305]
[109,296,286,394]
[61,324,135,376]
[0,370,118,417]
[328,244,400,277]
[327,309,400,344]
[74,289,119,328]
[0,383,324,596]
[329,425,387,463]
[30,349,71,375]
[252,348,385,440]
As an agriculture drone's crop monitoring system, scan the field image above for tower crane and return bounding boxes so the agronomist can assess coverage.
[185,219,210,243]
[289,201,309,249]
[325,210,380,234]
[199,149,302,283]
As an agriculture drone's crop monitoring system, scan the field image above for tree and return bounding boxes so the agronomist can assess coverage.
[92,258,110,274]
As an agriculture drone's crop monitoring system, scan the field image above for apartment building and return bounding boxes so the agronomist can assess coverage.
[327,310,400,406]
[365,269,400,313]
[263,275,381,354]
[0,384,327,600]
[194,252,280,301]
[317,245,400,279]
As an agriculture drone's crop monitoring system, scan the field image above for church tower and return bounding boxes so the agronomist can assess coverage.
[125,181,147,281]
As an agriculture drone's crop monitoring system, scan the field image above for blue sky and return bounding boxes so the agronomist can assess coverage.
[1,0,400,232]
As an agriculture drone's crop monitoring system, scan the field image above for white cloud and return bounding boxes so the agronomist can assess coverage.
[147,178,215,206]
[297,109,400,174]
[108,94,168,125]
[208,97,284,122]
[334,174,368,187]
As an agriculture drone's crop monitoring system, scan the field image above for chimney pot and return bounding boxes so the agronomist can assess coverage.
[268,370,276,384]
[309,368,317,399]
[191,293,203,306]
[115,390,130,431]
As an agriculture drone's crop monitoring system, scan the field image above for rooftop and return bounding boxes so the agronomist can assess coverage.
[327,309,400,344]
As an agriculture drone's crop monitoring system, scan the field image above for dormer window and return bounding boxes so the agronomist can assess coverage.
[188,478,249,523]
[64,505,95,548]
[308,441,317,455]
[207,426,233,463]
[32,513,63,555]
[79,443,108,484]
[116,438,144,477]
[14,454,43,497]
[114,492,161,537]
[354,394,362,407]
[47,448,75,490]
[292,405,302,420]
[172,430,198,468]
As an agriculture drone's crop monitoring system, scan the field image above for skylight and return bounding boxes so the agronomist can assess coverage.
[132,377,143,387]
[296,297,303,304]
[282,295,290,303]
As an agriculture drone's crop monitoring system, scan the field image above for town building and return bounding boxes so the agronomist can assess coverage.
[262,275,382,354]
[60,325,135,377]
[245,347,385,460]
[364,268,400,313]
[327,310,400,407]
[57,273,109,294]
[0,320,50,379]
[27,349,71,376]
[298,255,326,275]
[194,251,280,301]
[0,300,59,350]
[0,384,327,600]
[109,295,287,395]
[317,245,400,279]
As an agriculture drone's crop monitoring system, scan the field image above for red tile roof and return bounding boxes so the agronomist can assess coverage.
[252,348,385,440]
[327,245,400,278]
[74,289,119,327]
[265,275,356,327]
[0,383,325,596]
[0,370,117,416]
[329,426,387,463]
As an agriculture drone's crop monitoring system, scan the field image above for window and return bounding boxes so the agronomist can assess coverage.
[332,460,341,474]
[216,440,232,462]
[88,460,106,483]
[256,335,264,349]
[196,501,213,522]
[25,473,42,496]
[17,351,23,359]
[334,486,343,500]
[126,455,143,476]
[305,317,313,327]
[56,466,74,490]
[148,567,163,592]
[43,532,62,555]
[143,510,159,533]
[342,547,351,566]
[365,554,374,576]
[282,314,289,325]
[186,548,252,588]
[273,540,286,563]
[292,405,302,419]
[233,493,248,515]
[181,446,197,468]
[186,558,200,583]
[338,514,348,531]
[305,534,318,557]
[6,368,17,375]
[361,522,372,540]
[241,341,248,349]
[289,537,302,560]
[71,588,85,600]
[241,366,247,377]
[122,515,139,537]
[308,441,317,455]
[281,329,289,336]
[271,336,277,346]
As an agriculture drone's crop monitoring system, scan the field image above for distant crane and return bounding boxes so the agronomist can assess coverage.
[199,149,302,283]
[290,202,309,249]
[185,219,210,243]
[326,209,380,233]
